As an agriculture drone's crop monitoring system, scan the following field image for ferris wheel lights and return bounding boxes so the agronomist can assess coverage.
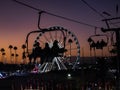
[36,36,39,39]
[74,38,77,41]
[53,26,56,29]
[76,42,79,44]
[71,34,74,37]
[49,26,65,30]
[78,50,80,54]
[61,27,64,30]
[64,29,67,32]
[49,27,54,30]
[68,31,71,34]
[34,40,37,43]
[77,50,80,53]
[58,26,64,30]
[39,33,42,36]
[77,46,80,48]
[56,26,60,29]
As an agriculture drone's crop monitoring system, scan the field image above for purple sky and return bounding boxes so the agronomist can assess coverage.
[0,0,120,61]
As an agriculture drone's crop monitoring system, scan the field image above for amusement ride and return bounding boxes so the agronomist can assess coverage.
[0,0,120,90]
[25,13,80,73]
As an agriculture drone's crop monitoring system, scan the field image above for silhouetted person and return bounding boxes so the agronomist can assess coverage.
[90,41,96,50]
[100,39,107,47]
[51,40,67,58]
[34,42,42,63]
[22,51,26,60]
[28,52,33,64]
[96,41,101,49]
[28,42,42,64]
[42,43,51,63]
[51,40,60,57]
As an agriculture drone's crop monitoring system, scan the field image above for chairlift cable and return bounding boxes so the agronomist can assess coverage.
[81,0,119,28]
[12,0,101,29]
[81,0,105,18]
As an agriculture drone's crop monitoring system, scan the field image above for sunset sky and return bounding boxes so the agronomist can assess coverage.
[0,0,120,63]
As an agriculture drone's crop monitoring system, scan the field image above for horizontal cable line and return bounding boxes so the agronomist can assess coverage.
[13,0,102,28]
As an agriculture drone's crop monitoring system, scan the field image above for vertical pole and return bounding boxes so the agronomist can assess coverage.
[94,48,96,57]
[116,30,120,90]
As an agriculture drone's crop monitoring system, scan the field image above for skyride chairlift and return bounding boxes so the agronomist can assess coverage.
[25,12,80,73]
[87,31,109,57]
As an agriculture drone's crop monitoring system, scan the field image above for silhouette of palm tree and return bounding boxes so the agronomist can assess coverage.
[15,54,19,63]
[68,39,73,60]
[14,46,17,54]
[0,48,5,63]
[21,44,26,63]
[100,39,107,57]
[2,52,6,63]
[14,46,18,64]
[8,45,13,62]
[11,53,14,63]
[22,44,26,52]
[1,48,5,53]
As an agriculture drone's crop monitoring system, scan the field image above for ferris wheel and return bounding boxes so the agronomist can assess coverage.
[12,0,80,72]
[26,26,80,72]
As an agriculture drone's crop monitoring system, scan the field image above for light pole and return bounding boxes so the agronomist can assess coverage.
[101,28,120,90]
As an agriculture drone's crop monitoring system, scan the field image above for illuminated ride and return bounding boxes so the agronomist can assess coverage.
[10,1,80,73]
[25,26,80,73]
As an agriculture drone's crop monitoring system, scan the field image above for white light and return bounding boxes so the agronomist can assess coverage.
[94,83,97,86]
[0,73,3,77]
[67,73,72,79]
[67,73,71,77]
